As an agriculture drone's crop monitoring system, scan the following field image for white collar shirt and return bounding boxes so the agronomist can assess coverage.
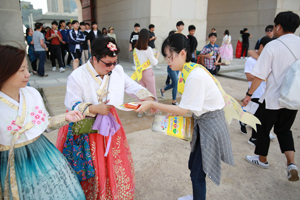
[251,34,300,110]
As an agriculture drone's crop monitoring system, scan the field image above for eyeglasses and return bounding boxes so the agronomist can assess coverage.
[165,54,176,63]
[100,59,119,67]
[266,29,273,32]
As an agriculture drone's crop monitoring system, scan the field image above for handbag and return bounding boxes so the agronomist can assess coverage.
[62,102,95,181]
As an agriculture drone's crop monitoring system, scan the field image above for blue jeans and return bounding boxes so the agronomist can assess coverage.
[35,51,46,76]
[163,66,179,101]
[188,124,206,200]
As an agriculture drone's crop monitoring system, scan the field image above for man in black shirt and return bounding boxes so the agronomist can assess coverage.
[80,22,89,64]
[241,28,252,59]
[88,22,103,54]
[254,25,274,50]
[129,23,140,70]
[148,24,156,48]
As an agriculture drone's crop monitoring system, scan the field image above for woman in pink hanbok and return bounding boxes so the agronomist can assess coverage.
[219,30,233,65]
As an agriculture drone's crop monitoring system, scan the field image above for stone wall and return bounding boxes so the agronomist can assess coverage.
[95,0,151,61]
[95,0,208,63]
[207,0,278,54]
[0,0,26,47]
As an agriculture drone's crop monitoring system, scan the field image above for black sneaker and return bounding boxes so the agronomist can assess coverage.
[248,138,257,146]
[239,121,247,135]
[160,89,165,98]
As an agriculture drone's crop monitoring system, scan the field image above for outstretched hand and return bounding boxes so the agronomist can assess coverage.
[65,110,85,122]
[135,101,153,113]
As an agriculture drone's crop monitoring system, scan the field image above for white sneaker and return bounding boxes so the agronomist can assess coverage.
[52,66,56,71]
[287,164,299,181]
[59,68,65,73]
[132,65,136,71]
[269,132,276,140]
[178,195,193,200]
[246,155,269,169]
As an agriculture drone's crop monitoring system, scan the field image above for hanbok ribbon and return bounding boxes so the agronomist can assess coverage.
[92,113,121,157]
[130,48,151,82]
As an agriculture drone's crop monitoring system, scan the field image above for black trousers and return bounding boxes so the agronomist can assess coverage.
[61,43,72,65]
[31,59,37,71]
[250,98,260,139]
[50,44,64,68]
[241,44,249,57]
[254,101,297,156]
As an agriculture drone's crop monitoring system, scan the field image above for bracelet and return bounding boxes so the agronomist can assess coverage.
[82,104,92,115]
[246,92,253,97]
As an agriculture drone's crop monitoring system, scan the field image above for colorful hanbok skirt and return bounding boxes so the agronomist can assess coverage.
[219,43,233,65]
[0,134,85,200]
[60,107,135,200]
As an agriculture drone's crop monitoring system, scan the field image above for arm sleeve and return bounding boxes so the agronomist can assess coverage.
[76,31,86,42]
[45,30,50,39]
[69,31,81,44]
[129,32,133,43]
[254,40,260,50]
[244,58,253,73]
[146,47,158,66]
[200,46,207,55]
[251,45,273,80]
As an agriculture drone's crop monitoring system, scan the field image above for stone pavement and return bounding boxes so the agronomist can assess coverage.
[34,58,299,200]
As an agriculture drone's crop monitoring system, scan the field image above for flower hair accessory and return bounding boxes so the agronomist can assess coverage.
[107,42,117,56]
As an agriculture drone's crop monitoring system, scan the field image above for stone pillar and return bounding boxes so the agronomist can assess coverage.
[0,0,26,48]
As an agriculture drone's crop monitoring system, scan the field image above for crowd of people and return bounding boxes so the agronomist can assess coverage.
[0,10,299,200]
[25,20,118,77]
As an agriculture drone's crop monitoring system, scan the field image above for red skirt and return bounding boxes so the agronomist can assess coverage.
[58,107,135,199]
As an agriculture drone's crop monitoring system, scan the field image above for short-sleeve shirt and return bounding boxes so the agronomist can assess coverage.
[148,31,155,48]
[129,31,139,48]
[242,33,250,44]
[200,44,220,70]
[251,34,300,109]
[179,67,225,117]
[32,31,45,51]
[45,29,63,45]
[244,57,266,99]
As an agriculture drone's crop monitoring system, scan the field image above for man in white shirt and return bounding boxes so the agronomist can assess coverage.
[241,36,276,146]
[243,11,300,182]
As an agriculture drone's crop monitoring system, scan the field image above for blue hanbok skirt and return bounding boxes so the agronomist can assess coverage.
[0,134,86,200]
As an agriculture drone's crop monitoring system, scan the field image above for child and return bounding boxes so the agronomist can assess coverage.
[199,32,221,75]
[69,20,85,70]
[0,44,85,199]
[80,22,89,64]
[129,23,140,70]
[136,33,234,200]
[176,21,184,34]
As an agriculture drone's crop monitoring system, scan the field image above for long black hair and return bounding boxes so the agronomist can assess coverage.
[25,27,32,40]
[161,33,191,62]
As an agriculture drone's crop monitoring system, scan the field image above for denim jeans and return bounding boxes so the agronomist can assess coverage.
[188,125,206,200]
[163,66,179,101]
[35,51,46,76]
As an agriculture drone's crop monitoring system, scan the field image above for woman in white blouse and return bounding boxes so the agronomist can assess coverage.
[134,28,159,117]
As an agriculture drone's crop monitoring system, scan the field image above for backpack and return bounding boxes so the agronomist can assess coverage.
[277,39,300,110]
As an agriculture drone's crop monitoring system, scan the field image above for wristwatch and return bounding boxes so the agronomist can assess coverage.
[246,91,253,97]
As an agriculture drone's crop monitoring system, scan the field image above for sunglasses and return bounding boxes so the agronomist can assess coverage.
[266,29,273,32]
[100,59,119,67]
